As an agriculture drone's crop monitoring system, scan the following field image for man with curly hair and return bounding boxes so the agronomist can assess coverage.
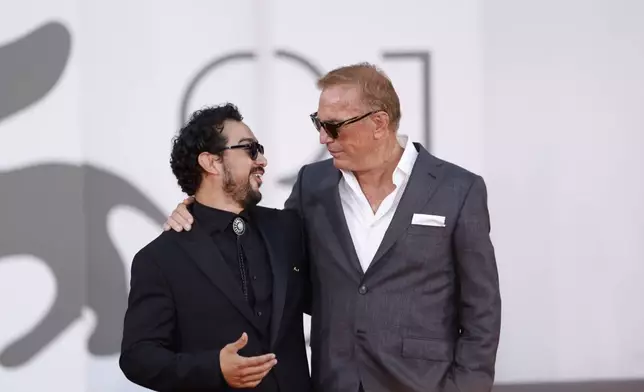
[164,62,501,392]
[119,103,311,392]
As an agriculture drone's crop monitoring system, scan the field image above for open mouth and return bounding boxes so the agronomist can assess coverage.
[251,172,264,185]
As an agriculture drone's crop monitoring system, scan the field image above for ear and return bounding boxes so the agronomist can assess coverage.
[197,152,221,175]
[372,111,391,140]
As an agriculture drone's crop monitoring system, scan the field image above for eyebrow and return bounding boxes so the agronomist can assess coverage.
[236,137,257,144]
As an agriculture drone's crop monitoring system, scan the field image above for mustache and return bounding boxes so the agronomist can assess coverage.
[250,168,264,175]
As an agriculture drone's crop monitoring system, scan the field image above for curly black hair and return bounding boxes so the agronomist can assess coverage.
[170,103,243,195]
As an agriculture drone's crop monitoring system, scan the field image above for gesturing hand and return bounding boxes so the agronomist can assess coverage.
[220,333,277,389]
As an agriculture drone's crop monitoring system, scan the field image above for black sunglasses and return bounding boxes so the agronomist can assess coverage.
[310,111,378,139]
[218,141,265,160]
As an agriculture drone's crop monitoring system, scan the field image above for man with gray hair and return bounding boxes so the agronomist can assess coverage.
[165,62,501,392]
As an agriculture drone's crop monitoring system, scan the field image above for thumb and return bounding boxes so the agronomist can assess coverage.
[183,196,195,205]
[229,332,248,352]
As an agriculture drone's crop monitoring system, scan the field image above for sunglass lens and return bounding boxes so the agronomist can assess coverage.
[325,124,338,139]
[250,143,258,160]
[311,116,322,131]
[249,142,264,160]
[311,114,337,138]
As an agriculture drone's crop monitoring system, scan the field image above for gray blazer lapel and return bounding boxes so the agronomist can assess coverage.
[368,144,446,272]
[174,222,264,334]
[314,169,364,278]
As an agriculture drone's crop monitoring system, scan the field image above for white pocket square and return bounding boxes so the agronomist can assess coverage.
[411,213,446,227]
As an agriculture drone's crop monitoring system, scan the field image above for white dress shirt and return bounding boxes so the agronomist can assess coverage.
[338,135,418,272]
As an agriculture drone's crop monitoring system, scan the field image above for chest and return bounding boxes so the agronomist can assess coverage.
[338,180,407,270]
[362,185,396,212]
[212,228,272,278]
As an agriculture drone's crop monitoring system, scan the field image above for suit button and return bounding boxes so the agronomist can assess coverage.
[358,285,368,295]
[257,311,262,316]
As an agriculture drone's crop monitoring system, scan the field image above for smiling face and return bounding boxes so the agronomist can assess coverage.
[218,119,267,209]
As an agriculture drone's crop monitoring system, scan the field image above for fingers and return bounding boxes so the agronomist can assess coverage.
[164,216,185,232]
[176,203,194,228]
[238,367,273,388]
[236,359,277,388]
[163,200,195,232]
[225,332,248,353]
[241,352,275,367]
[239,357,277,377]
[221,344,277,389]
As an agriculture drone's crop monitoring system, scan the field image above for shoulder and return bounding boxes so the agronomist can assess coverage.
[253,207,304,244]
[418,145,483,190]
[292,158,338,202]
[254,205,302,227]
[301,158,336,176]
[131,230,183,270]
[298,158,336,185]
[435,155,480,183]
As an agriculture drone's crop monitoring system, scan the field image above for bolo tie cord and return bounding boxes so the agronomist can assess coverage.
[233,217,249,302]
[236,235,249,302]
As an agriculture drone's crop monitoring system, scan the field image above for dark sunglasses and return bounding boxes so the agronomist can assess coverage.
[218,141,265,160]
[310,110,378,139]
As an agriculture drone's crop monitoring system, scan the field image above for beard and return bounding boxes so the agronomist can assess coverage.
[222,161,262,209]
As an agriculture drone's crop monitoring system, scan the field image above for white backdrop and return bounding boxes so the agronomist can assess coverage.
[0,1,642,391]
[485,0,644,383]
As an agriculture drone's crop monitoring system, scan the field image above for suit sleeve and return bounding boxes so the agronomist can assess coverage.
[119,248,225,391]
[284,165,312,316]
[451,175,502,392]
[284,165,305,215]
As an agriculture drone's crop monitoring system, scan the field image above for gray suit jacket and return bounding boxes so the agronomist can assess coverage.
[285,143,501,392]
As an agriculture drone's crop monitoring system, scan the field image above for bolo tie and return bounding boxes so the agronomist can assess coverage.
[232,216,249,302]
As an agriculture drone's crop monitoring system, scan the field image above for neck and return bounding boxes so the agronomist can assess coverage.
[194,183,243,215]
[353,136,404,188]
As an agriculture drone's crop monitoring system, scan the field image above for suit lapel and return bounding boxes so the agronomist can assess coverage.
[174,222,263,333]
[252,209,288,349]
[368,144,446,272]
[315,169,364,277]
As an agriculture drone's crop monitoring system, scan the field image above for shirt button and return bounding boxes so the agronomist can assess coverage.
[253,276,257,280]
[358,285,368,295]
[257,311,262,316]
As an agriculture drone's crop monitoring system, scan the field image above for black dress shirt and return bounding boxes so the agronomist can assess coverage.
[191,201,273,340]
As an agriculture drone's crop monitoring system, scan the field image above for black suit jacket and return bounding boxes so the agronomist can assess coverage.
[285,144,501,392]
[119,206,311,392]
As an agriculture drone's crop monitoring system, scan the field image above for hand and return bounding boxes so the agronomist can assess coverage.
[220,333,277,389]
[163,196,195,231]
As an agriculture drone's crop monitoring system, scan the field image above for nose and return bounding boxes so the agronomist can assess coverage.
[319,129,331,144]
[256,151,267,167]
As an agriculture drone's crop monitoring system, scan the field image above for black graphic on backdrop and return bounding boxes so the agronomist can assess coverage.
[0,21,166,367]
